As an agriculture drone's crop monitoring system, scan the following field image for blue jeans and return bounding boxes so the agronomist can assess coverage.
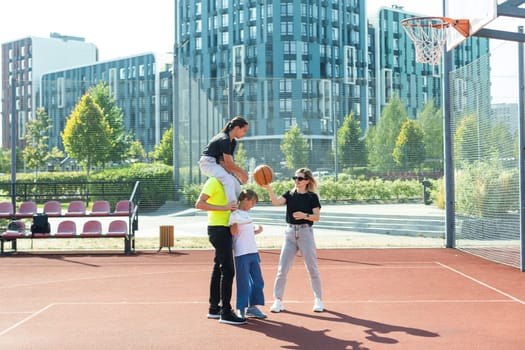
[208,226,235,312]
[235,252,265,310]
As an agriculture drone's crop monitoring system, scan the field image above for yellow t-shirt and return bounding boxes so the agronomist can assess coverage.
[201,177,230,226]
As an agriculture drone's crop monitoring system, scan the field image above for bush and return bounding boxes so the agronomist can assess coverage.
[91,163,174,211]
[180,177,427,204]
[0,163,174,212]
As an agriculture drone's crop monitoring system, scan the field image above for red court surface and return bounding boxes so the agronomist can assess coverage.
[1,248,524,349]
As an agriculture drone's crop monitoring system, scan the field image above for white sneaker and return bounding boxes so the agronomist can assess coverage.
[270,299,285,313]
[313,298,324,312]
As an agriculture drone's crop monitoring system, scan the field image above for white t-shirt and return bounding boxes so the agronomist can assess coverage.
[229,209,258,257]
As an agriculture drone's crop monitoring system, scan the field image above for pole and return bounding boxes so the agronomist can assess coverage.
[228,73,233,120]
[333,82,338,181]
[443,1,455,248]
[172,48,180,197]
[172,1,180,197]
[10,77,17,210]
[517,26,525,271]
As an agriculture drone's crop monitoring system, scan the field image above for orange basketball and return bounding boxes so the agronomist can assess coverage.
[253,165,273,186]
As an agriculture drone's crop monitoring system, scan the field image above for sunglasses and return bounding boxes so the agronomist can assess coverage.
[292,176,307,181]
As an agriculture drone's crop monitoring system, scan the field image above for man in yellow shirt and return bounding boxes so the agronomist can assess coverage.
[195,177,246,325]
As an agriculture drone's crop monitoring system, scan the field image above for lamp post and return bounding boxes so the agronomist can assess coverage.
[10,77,17,210]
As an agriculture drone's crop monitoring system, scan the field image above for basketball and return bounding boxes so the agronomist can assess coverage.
[253,165,273,186]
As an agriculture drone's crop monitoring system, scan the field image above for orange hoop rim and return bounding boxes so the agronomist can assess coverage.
[401,16,470,37]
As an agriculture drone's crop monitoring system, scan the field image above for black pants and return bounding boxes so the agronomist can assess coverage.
[208,226,235,312]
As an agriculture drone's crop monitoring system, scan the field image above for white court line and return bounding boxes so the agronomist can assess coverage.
[436,261,525,305]
[0,304,54,337]
[0,296,516,337]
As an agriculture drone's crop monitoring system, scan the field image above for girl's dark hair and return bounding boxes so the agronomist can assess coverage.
[221,116,248,133]
[238,189,258,203]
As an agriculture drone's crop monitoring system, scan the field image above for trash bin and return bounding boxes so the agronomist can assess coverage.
[422,180,432,205]
[158,225,174,253]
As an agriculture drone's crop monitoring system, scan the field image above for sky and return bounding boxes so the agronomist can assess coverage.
[0,0,175,60]
[0,0,522,103]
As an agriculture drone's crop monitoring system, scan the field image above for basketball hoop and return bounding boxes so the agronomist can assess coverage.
[401,17,470,65]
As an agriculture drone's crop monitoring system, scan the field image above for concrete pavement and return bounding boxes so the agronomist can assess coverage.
[135,203,446,248]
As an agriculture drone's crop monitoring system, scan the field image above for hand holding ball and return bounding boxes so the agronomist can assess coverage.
[253,165,273,186]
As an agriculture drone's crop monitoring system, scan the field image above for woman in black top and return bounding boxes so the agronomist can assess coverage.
[261,167,324,313]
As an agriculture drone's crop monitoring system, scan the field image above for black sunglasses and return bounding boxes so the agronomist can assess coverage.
[292,176,307,181]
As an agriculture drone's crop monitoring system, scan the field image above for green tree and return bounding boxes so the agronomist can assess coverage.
[128,140,146,163]
[0,148,10,173]
[23,107,52,175]
[418,101,443,169]
[234,141,247,169]
[366,94,409,171]
[337,112,366,171]
[152,127,173,166]
[89,82,131,163]
[454,114,479,164]
[393,120,425,170]
[61,94,112,176]
[280,125,309,171]
[48,147,65,171]
[486,122,515,160]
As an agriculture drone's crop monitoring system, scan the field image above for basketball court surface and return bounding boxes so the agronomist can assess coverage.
[1,248,524,349]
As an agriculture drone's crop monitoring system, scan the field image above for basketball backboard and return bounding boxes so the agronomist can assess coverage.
[445,0,498,51]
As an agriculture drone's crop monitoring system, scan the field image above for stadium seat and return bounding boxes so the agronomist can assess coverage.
[90,200,111,216]
[79,220,102,237]
[65,201,86,216]
[55,220,77,238]
[2,220,27,239]
[15,201,37,218]
[114,200,134,216]
[43,201,62,217]
[0,202,14,219]
[106,220,128,237]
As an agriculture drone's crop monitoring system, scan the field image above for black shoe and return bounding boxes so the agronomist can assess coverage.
[207,307,221,319]
[219,310,246,325]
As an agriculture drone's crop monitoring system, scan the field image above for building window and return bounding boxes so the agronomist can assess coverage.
[109,68,117,97]
[283,41,296,54]
[382,68,393,104]
[162,110,169,122]
[284,60,296,74]
[57,78,65,108]
[281,22,293,36]
[280,79,292,93]
[281,3,293,16]
[161,78,170,89]
[284,117,297,130]
[196,2,201,15]
[280,98,292,113]
[233,45,245,84]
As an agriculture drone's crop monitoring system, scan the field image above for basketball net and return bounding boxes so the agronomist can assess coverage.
[402,17,470,66]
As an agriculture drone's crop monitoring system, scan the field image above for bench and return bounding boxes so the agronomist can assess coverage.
[0,199,137,255]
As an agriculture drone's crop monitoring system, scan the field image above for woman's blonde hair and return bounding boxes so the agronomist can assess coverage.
[294,167,318,193]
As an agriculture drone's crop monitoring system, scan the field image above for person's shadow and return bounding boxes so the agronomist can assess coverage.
[244,317,367,350]
[244,309,439,349]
